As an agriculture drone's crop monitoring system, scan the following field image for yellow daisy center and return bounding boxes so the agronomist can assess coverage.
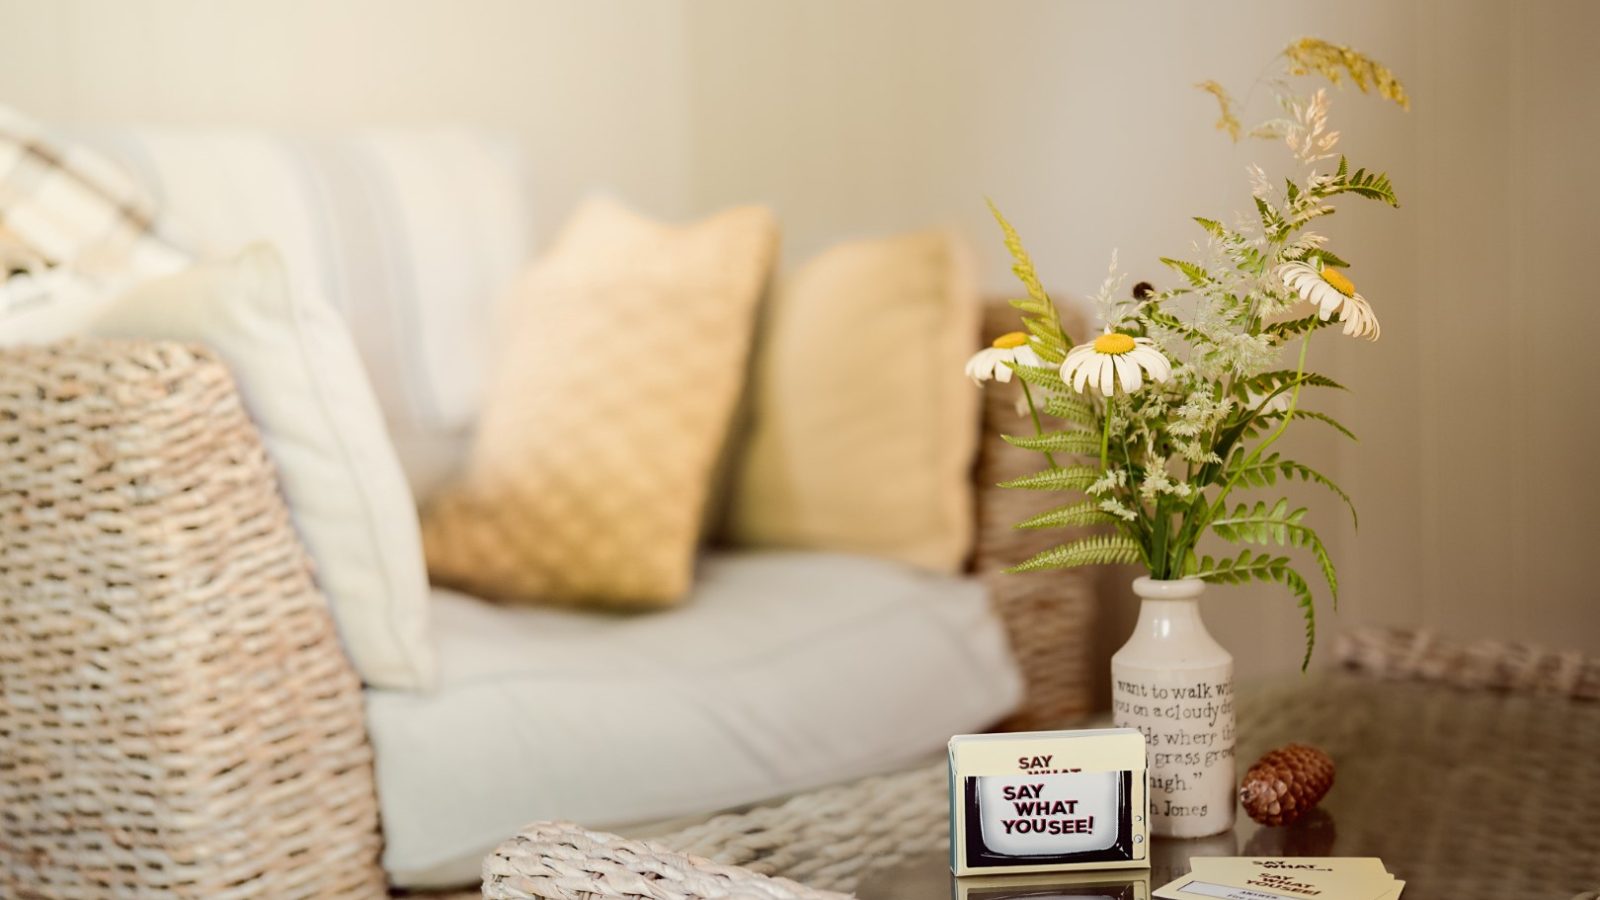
[1093,332,1136,355]
[1320,267,1356,297]
[992,331,1029,349]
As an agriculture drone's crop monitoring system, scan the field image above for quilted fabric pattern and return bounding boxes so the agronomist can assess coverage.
[421,199,778,607]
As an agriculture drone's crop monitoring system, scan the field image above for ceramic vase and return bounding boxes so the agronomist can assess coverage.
[1111,576,1236,838]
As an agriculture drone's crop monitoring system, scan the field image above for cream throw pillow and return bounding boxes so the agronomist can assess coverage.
[422,199,779,607]
[727,229,979,573]
[93,244,436,690]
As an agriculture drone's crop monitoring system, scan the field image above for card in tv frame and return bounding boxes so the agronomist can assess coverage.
[950,727,1149,876]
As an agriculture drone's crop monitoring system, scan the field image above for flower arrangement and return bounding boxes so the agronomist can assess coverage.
[971,38,1408,667]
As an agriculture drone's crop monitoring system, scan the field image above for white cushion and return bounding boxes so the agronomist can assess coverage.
[94,245,435,690]
[0,106,189,339]
[75,128,532,501]
[366,550,1023,888]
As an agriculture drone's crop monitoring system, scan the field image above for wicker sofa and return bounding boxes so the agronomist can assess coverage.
[0,129,1102,900]
[0,313,1094,898]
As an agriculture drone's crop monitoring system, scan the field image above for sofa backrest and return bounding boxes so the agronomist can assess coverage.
[78,128,533,500]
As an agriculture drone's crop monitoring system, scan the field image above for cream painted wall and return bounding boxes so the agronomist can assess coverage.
[1,0,1593,679]
[0,0,697,238]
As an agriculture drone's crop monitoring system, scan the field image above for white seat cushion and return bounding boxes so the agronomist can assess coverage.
[366,550,1023,888]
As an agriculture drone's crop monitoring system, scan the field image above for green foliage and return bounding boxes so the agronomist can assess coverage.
[1009,535,1143,573]
[1301,247,1351,268]
[1242,407,1357,443]
[976,38,1407,670]
[1315,156,1399,207]
[1264,313,1324,343]
[1019,317,1069,364]
[1009,363,1070,394]
[1237,369,1347,400]
[1043,393,1098,428]
[1004,430,1102,457]
[998,465,1100,492]
[1015,500,1118,530]
[989,199,1073,354]
[1193,549,1318,670]
[1142,306,1209,344]
[1211,499,1338,606]
[1255,196,1291,240]
[1159,256,1214,288]
[1226,451,1358,527]
[1287,409,1358,442]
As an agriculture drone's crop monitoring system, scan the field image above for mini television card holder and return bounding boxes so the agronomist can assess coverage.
[949,727,1149,876]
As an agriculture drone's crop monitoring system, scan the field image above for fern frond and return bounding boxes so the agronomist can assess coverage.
[1004,430,1102,457]
[1193,216,1268,275]
[1284,37,1410,110]
[1264,313,1324,343]
[1009,535,1143,573]
[1245,408,1358,442]
[1010,364,1070,394]
[1015,500,1118,530]
[1313,156,1399,207]
[1236,369,1347,399]
[1159,256,1214,288]
[1254,196,1291,240]
[1143,306,1211,343]
[1287,409,1358,441]
[1192,549,1318,670]
[1195,80,1242,141]
[1301,247,1351,269]
[1211,499,1338,605]
[999,465,1100,492]
[1043,393,1098,427]
[1225,451,1358,527]
[1192,548,1278,580]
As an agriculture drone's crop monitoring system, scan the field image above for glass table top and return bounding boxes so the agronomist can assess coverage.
[851,675,1599,900]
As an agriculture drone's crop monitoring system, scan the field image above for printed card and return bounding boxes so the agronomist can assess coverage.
[950,728,1148,875]
[1155,857,1402,900]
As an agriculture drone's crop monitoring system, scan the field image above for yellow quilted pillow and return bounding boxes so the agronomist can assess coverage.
[422,199,779,607]
[726,229,979,573]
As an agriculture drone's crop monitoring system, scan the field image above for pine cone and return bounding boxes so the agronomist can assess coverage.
[1239,743,1335,826]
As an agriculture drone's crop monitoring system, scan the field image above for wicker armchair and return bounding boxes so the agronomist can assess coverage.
[0,319,1099,898]
[0,340,386,898]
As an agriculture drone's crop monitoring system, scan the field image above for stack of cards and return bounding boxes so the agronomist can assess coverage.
[1154,858,1403,899]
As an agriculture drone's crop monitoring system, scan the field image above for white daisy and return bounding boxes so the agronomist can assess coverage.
[965,331,1043,384]
[1277,260,1381,340]
[1060,330,1173,397]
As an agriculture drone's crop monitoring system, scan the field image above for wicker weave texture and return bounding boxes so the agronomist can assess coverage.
[972,298,1098,729]
[1337,625,1600,701]
[483,823,847,900]
[0,340,386,899]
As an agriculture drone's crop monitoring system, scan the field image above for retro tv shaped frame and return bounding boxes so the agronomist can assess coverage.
[949,727,1149,876]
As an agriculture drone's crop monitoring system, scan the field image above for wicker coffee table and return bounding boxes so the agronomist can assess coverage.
[483,630,1600,900]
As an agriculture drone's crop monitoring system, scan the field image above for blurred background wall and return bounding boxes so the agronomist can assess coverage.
[2,0,1594,679]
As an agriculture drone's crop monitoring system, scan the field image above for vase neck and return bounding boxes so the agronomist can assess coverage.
[1131,597,1210,641]
[1116,578,1230,668]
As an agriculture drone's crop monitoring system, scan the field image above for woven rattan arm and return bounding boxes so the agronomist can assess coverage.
[483,822,849,900]
[0,340,386,898]
[1336,625,1600,700]
[972,298,1100,729]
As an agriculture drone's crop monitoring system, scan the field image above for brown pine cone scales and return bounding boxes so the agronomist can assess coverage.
[1239,743,1335,826]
